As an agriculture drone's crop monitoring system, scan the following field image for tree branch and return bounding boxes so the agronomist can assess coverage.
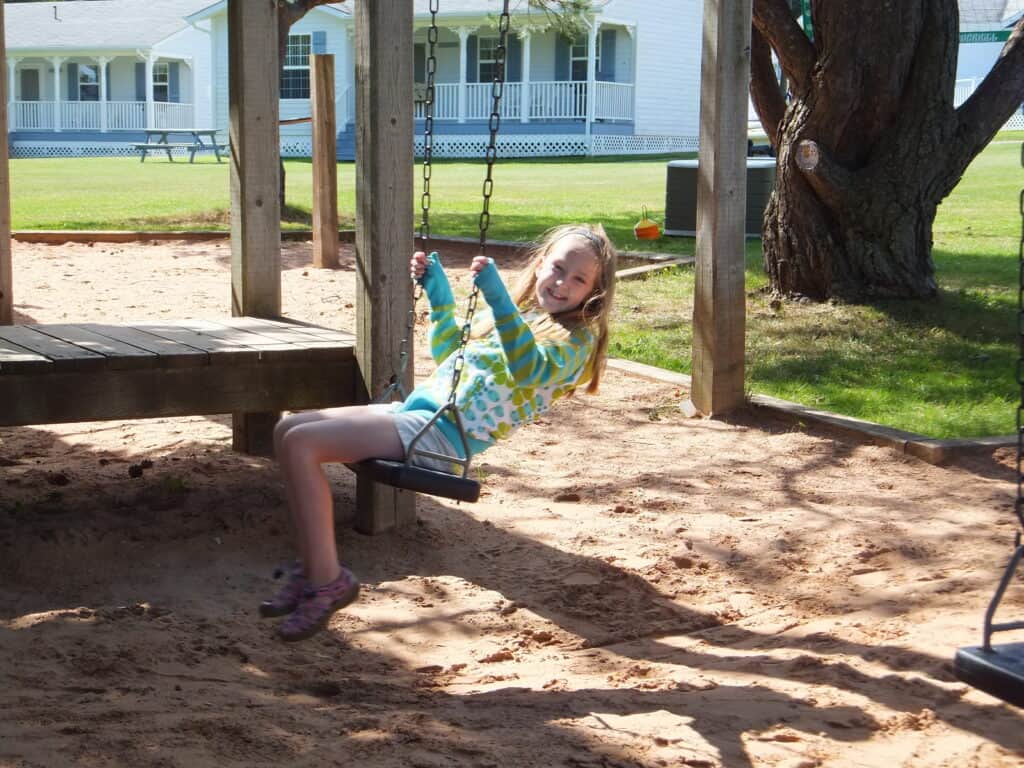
[749,26,786,148]
[752,0,816,94]
[953,19,1024,169]
[793,139,850,212]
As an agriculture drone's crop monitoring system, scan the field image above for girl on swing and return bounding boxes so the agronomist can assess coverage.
[264,223,617,641]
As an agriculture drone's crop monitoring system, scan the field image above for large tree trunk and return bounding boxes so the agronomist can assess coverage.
[751,0,1024,301]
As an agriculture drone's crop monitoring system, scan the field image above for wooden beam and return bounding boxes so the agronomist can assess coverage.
[228,0,282,452]
[311,54,339,268]
[689,0,752,416]
[353,0,415,535]
[0,1,12,326]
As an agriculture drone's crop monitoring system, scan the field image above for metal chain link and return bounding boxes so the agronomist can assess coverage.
[443,0,511,406]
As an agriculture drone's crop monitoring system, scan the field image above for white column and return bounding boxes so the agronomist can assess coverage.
[341,27,355,126]
[6,57,16,132]
[519,33,531,123]
[144,54,155,128]
[49,56,64,131]
[585,22,599,151]
[97,56,110,132]
[457,26,470,124]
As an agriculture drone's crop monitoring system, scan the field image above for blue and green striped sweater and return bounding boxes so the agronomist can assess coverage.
[399,253,595,458]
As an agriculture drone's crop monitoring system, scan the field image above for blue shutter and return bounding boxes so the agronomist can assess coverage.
[135,62,145,101]
[598,29,616,81]
[414,43,425,83]
[66,62,79,101]
[169,62,180,103]
[467,34,478,83]
[555,36,569,81]
[312,30,327,54]
[105,63,111,101]
[507,35,522,82]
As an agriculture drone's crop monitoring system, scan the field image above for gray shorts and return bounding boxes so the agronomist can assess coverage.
[369,403,462,473]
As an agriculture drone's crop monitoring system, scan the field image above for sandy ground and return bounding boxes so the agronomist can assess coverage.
[1,239,1023,768]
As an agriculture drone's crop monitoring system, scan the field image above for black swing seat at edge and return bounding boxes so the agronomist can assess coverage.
[347,459,481,503]
[953,642,1024,708]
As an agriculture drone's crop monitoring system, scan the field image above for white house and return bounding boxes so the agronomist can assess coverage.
[956,0,1024,126]
[4,0,702,159]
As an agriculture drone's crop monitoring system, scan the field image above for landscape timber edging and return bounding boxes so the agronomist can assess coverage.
[605,358,1014,466]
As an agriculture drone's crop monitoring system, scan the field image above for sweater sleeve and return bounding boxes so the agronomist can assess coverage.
[420,252,461,363]
[473,259,594,388]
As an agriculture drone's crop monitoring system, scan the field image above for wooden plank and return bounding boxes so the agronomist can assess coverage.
[81,323,209,368]
[0,336,51,374]
[228,0,281,319]
[0,2,12,326]
[690,0,752,416]
[0,325,106,371]
[225,317,357,343]
[0,356,357,428]
[30,324,157,371]
[168,319,344,363]
[354,0,416,533]
[198,318,356,349]
[311,53,340,269]
[130,321,261,365]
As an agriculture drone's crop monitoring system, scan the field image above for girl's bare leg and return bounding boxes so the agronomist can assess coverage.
[277,406,404,585]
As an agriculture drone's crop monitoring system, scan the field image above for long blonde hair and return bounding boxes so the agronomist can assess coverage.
[477,223,617,393]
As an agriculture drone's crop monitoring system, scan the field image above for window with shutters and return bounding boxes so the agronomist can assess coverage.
[281,33,312,99]
[152,62,169,103]
[79,63,100,102]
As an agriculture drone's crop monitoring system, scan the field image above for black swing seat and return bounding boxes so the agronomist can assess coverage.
[954,642,1024,708]
[348,459,481,503]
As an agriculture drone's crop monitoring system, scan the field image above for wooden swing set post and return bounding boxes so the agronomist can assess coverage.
[689,0,752,416]
[352,0,416,534]
[228,0,282,454]
[0,1,12,327]
[310,53,339,269]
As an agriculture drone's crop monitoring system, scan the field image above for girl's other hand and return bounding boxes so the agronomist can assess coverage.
[410,251,428,281]
[470,256,492,276]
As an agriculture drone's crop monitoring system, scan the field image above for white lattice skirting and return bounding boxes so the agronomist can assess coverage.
[10,141,198,159]
[411,133,700,158]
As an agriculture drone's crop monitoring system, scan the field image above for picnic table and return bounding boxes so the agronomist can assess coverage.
[134,129,226,163]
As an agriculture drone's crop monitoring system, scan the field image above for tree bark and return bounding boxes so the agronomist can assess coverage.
[751,0,1024,300]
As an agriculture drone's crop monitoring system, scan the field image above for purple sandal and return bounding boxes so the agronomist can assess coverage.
[258,561,308,618]
[278,567,360,642]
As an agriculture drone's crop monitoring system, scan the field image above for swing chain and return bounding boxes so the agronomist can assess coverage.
[444,0,511,405]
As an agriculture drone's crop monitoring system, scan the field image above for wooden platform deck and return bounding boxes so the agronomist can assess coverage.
[0,317,359,428]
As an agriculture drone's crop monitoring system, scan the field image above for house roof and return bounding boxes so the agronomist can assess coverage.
[960,0,1024,26]
[411,0,609,17]
[5,0,214,52]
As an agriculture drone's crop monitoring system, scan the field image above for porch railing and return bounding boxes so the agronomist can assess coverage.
[530,81,587,120]
[11,100,193,131]
[410,81,632,122]
[594,81,633,121]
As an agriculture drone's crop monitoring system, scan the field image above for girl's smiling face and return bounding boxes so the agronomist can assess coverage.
[533,235,600,314]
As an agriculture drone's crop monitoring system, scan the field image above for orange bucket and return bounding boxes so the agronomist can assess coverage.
[633,205,661,240]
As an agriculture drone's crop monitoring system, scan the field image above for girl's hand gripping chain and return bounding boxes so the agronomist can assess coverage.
[411,251,454,308]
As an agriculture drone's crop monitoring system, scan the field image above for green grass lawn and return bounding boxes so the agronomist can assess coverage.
[611,135,1024,439]
[8,137,1022,438]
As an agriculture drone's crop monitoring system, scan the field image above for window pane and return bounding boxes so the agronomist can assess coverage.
[478,36,498,60]
[79,64,99,85]
[280,69,310,99]
[285,34,311,67]
[80,84,99,102]
[479,62,497,83]
[153,84,169,103]
[153,62,169,83]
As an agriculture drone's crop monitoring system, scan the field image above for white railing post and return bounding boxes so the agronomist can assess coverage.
[457,26,470,124]
[145,54,155,128]
[97,56,110,132]
[6,58,16,132]
[50,56,64,132]
[520,32,531,123]
[585,22,599,154]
